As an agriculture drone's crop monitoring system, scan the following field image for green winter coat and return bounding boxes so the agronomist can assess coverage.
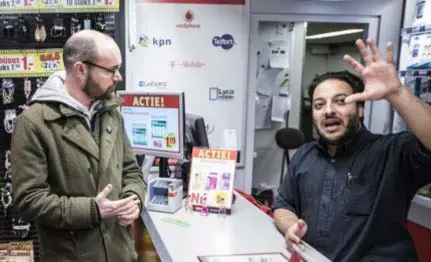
[11,72,146,262]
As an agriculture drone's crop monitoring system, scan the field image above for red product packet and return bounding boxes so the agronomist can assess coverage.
[290,250,308,262]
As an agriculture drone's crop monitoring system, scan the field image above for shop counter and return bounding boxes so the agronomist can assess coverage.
[408,194,431,230]
[140,192,290,262]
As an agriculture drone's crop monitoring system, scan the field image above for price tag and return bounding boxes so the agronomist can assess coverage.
[165,133,177,148]
[0,0,37,8]
[41,0,60,5]
[153,140,163,148]
[0,56,34,72]
[0,49,63,77]
[39,52,61,71]
[66,0,116,6]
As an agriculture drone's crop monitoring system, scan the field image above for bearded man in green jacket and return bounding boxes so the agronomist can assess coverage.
[11,29,147,262]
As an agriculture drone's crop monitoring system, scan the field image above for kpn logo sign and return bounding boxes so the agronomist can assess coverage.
[138,35,172,48]
[212,34,235,50]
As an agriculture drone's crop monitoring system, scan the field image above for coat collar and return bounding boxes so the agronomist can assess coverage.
[40,96,123,161]
[315,125,375,157]
[42,95,123,121]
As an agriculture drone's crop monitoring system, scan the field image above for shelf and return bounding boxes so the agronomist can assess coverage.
[399,69,431,77]
[412,194,431,210]
[401,24,431,37]
[408,194,431,230]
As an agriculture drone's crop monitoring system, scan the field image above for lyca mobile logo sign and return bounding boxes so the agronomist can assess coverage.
[209,87,234,100]
[212,34,235,50]
[138,35,172,47]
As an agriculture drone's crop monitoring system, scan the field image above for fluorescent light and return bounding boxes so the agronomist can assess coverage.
[306,29,364,40]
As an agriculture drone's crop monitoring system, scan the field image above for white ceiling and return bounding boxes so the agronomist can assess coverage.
[306,22,367,44]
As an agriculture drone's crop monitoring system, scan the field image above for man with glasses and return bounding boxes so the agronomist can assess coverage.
[11,29,146,261]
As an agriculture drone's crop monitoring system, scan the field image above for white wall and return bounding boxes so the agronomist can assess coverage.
[303,45,361,96]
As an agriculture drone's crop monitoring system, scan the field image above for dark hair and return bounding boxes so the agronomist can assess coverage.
[307,71,365,107]
[62,36,98,71]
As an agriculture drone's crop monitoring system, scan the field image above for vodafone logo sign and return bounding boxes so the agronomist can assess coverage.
[176,10,201,29]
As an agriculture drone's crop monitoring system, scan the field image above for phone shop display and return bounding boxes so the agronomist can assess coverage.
[0,2,121,261]
[395,9,431,198]
[187,148,238,215]
[118,91,186,160]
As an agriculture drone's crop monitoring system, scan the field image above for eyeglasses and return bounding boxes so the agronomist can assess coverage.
[82,61,119,77]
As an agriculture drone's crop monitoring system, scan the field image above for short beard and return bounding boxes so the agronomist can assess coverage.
[82,75,113,101]
[315,114,361,146]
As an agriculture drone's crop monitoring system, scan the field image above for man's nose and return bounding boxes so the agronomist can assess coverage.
[324,102,335,115]
[113,71,123,82]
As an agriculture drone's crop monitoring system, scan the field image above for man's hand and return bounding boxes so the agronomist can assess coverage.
[285,219,308,250]
[343,38,402,103]
[117,200,140,226]
[116,194,141,226]
[95,184,139,219]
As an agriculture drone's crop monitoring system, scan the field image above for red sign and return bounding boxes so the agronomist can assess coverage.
[120,94,180,109]
[191,148,237,160]
[289,250,308,262]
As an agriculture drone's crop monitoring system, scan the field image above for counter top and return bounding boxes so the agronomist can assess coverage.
[141,193,290,262]
[408,194,431,230]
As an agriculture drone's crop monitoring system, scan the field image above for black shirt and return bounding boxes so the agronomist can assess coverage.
[273,127,431,262]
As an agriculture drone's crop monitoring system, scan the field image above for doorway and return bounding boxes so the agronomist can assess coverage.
[301,22,368,142]
[247,15,378,191]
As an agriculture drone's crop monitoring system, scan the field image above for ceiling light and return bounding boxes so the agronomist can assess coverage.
[306,29,364,40]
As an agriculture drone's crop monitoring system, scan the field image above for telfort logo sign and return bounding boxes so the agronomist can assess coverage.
[176,10,201,29]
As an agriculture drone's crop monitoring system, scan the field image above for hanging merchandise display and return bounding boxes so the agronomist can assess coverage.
[34,15,47,43]
[395,3,431,202]
[413,0,431,27]
[0,2,121,261]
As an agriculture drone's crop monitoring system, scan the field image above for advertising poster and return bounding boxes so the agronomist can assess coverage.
[129,0,248,166]
[0,49,63,78]
[118,92,185,159]
[188,148,237,213]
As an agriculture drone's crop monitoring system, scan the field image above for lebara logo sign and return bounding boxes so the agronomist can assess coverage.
[138,81,167,89]
[138,35,172,48]
[209,87,234,101]
[177,10,200,29]
[212,34,235,50]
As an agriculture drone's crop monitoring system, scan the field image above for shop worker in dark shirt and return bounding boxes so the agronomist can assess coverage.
[273,38,431,262]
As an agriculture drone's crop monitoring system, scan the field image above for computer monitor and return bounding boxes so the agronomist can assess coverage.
[181,113,210,195]
[117,91,186,178]
[184,113,210,152]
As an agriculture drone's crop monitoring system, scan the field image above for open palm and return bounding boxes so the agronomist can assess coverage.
[343,38,402,103]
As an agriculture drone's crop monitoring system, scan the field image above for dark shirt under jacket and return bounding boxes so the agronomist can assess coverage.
[273,127,431,262]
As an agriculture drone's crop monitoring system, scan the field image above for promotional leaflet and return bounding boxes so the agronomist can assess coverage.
[188,148,237,214]
[198,252,288,262]
[0,49,64,78]
[0,0,119,13]
[118,92,185,159]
